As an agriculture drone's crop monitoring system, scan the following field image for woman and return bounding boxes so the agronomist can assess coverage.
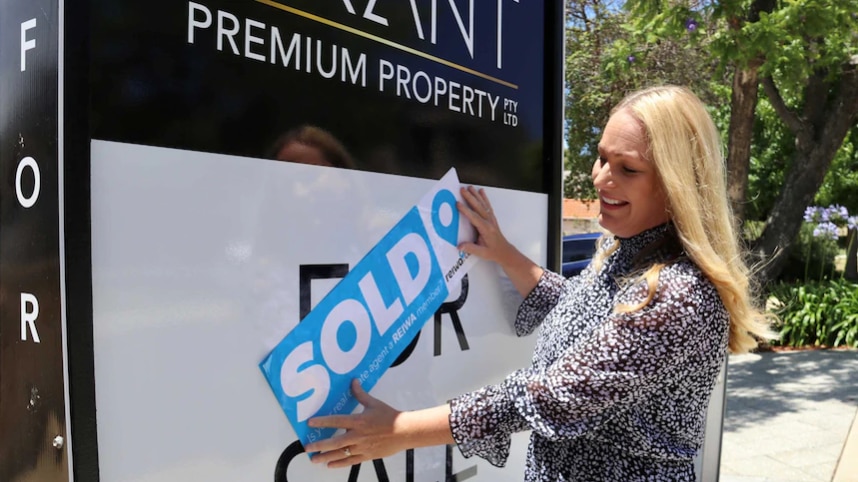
[267,125,356,169]
[304,86,774,480]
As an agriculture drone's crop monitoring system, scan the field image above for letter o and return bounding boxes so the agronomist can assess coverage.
[320,299,371,375]
[16,157,40,208]
[412,71,432,103]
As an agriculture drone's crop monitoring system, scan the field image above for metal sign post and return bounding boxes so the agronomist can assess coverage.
[0,1,70,481]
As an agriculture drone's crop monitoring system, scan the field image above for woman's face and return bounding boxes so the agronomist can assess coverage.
[591,108,670,238]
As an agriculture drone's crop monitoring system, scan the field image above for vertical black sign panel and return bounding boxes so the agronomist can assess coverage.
[0,1,68,481]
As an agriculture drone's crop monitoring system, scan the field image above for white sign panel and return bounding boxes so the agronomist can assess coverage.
[90,140,547,481]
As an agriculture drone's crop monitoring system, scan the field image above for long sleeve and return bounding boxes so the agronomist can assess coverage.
[514,269,567,337]
[449,265,725,467]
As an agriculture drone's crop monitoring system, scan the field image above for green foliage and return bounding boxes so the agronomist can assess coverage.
[815,129,858,213]
[563,0,723,200]
[620,0,858,208]
[564,0,858,270]
[745,79,857,223]
[777,224,838,282]
[624,0,858,92]
[746,96,793,221]
[563,0,627,200]
[750,0,858,96]
[768,279,858,348]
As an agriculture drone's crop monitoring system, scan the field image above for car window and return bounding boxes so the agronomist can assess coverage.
[562,239,598,263]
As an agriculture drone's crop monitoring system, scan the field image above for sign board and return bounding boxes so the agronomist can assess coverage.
[84,1,564,481]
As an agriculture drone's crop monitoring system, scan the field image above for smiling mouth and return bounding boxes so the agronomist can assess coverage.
[601,195,628,207]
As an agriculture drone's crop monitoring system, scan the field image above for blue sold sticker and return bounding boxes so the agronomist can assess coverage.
[431,188,459,247]
[260,170,475,449]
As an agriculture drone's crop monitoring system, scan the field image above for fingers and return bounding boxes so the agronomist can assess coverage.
[457,187,499,239]
[305,422,366,468]
[473,186,494,213]
[351,379,374,407]
[461,186,493,218]
[308,443,363,467]
[308,413,358,430]
[457,243,489,264]
[308,380,374,429]
[304,382,379,467]
[305,431,354,455]
[456,201,485,229]
[323,451,365,469]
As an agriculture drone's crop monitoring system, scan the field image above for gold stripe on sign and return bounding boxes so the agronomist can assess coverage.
[254,0,518,90]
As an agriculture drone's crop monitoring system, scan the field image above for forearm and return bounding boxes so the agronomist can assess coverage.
[395,404,454,449]
[495,243,544,298]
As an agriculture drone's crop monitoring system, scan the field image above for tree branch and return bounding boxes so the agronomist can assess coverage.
[802,64,829,129]
[820,64,858,148]
[761,76,804,136]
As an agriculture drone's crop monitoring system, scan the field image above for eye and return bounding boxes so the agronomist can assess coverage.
[622,165,639,174]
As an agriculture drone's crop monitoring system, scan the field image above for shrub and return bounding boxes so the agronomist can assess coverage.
[776,224,838,282]
[768,279,858,348]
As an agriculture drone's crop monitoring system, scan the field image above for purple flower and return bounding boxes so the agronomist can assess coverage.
[848,216,858,231]
[813,221,840,241]
[803,206,819,223]
[820,208,831,222]
[627,55,636,63]
[829,204,849,222]
[685,18,699,32]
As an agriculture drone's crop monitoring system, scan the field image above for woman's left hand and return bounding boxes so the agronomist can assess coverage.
[457,185,516,265]
[305,380,405,468]
[458,185,544,297]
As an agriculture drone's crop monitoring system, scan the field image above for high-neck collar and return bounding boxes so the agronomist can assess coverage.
[609,223,677,274]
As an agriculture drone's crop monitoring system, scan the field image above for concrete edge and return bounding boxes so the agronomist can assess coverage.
[833,406,858,482]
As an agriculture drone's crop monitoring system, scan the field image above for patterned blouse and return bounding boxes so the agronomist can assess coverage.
[448,224,730,481]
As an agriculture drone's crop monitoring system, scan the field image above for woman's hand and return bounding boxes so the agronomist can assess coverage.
[457,185,516,265]
[305,380,405,468]
[458,186,544,297]
[305,380,454,468]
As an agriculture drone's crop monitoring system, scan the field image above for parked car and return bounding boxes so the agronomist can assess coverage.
[561,232,601,277]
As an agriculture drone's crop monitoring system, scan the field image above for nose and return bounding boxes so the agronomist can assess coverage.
[592,159,614,190]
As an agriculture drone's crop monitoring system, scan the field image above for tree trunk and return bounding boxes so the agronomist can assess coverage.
[846,228,858,281]
[752,147,833,282]
[726,63,761,224]
[752,67,858,285]
[724,0,775,226]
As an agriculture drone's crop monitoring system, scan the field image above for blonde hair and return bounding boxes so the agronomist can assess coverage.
[593,85,774,354]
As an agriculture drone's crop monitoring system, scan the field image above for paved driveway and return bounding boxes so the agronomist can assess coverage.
[720,350,858,481]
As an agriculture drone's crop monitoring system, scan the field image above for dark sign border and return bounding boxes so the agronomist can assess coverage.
[60,2,564,481]
[63,3,101,481]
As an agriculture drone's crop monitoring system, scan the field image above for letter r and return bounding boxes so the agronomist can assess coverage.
[20,293,40,343]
